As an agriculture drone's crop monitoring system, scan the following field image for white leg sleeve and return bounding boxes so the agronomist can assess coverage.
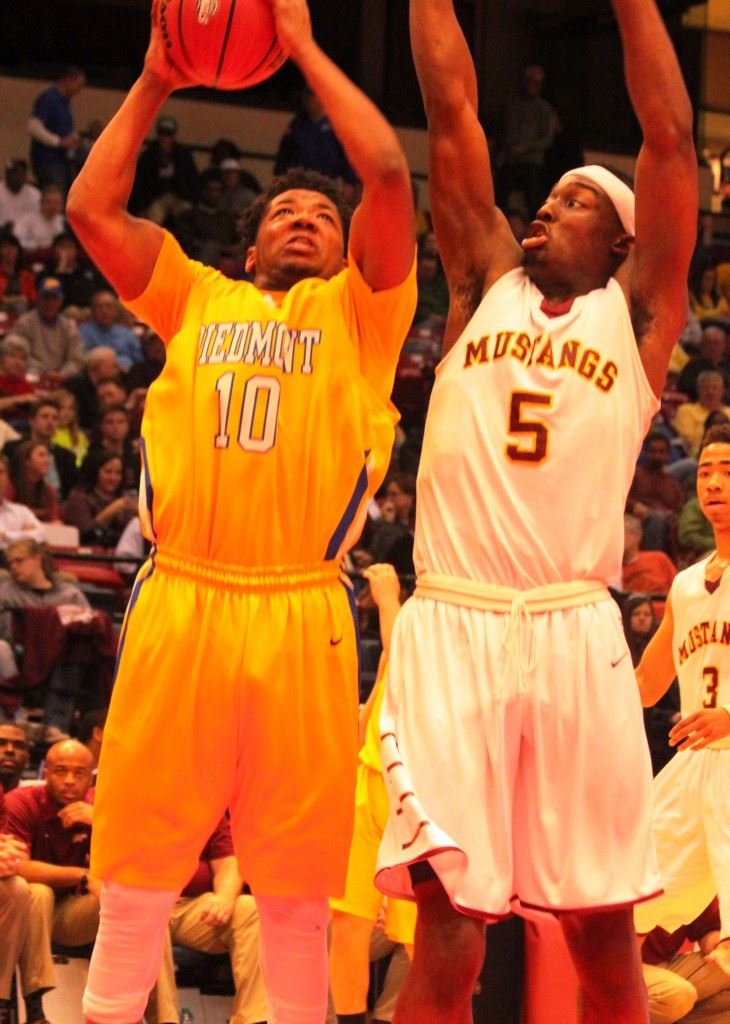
[256,894,330,1024]
[83,882,179,1024]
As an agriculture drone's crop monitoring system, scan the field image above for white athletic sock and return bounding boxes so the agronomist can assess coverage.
[83,881,179,1024]
[256,893,330,1024]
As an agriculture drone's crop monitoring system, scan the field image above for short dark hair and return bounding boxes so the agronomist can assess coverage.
[76,708,107,744]
[700,423,730,454]
[32,398,61,417]
[645,431,670,448]
[238,168,353,251]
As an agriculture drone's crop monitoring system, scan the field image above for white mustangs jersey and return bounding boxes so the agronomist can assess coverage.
[414,268,658,588]
[671,558,730,744]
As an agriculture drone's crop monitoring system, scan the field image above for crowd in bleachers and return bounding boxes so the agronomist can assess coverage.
[1,62,730,1024]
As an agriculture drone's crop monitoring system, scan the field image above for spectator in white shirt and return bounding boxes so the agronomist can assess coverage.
[13,186,65,253]
[0,159,40,235]
[0,455,45,549]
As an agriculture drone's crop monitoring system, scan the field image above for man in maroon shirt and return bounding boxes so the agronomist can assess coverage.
[641,898,730,1022]
[0,784,31,1024]
[5,738,98,1024]
[148,814,267,1024]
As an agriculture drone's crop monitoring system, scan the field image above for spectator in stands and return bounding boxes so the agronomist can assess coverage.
[413,231,448,329]
[0,158,40,235]
[673,370,730,457]
[0,455,45,550]
[0,723,30,792]
[76,708,106,775]
[677,493,714,561]
[86,403,139,488]
[641,897,730,1023]
[219,158,259,217]
[0,542,91,739]
[131,114,200,225]
[42,231,106,314]
[274,85,359,196]
[0,234,36,314]
[62,451,137,548]
[8,441,59,523]
[148,814,268,1024]
[5,739,98,1024]
[622,594,678,776]
[20,398,78,500]
[0,783,30,1024]
[125,328,165,392]
[13,277,85,379]
[171,171,239,266]
[14,185,66,253]
[0,336,40,423]
[368,472,416,566]
[628,432,685,552]
[79,289,143,370]
[622,513,676,599]
[689,265,730,324]
[63,347,119,430]
[28,67,86,193]
[676,323,730,402]
[52,389,89,468]
[496,63,561,217]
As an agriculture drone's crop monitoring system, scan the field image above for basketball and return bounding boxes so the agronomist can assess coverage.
[158,0,286,90]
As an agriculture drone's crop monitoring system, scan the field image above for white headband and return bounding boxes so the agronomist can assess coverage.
[557,164,635,236]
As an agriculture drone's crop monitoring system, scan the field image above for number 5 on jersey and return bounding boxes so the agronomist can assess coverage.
[506,390,553,464]
[214,371,281,453]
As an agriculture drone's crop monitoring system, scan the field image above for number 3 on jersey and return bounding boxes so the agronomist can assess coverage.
[506,390,553,464]
[214,371,280,453]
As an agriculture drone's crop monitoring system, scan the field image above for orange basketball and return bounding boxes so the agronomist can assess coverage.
[158,0,286,90]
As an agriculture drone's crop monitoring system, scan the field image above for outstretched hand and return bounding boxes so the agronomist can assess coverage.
[669,708,730,752]
[268,0,314,62]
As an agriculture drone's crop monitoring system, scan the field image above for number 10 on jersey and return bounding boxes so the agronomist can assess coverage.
[214,371,281,453]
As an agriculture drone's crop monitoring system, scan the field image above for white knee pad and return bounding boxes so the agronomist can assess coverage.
[256,894,330,1024]
[83,882,178,1024]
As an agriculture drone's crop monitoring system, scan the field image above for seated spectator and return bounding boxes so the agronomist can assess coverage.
[75,707,106,777]
[85,403,139,489]
[130,114,200,225]
[0,783,31,1024]
[171,171,239,266]
[622,594,678,776]
[689,265,730,324]
[125,328,165,392]
[0,723,31,792]
[673,370,730,457]
[5,739,99,1024]
[95,374,129,412]
[148,815,269,1024]
[677,494,714,562]
[675,324,730,402]
[0,158,40,235]
[641,897,730,1023]
[12,277,85,379]
[42,231,106,313]
[628,432,685,552]
[0,234,36,315]
[274,85,359,197]
[62,451,137,548]
[0,540,91,737]
[622,513,676,601]
[413,231,448,328]
[368,473,416,566]
[13,185,66,254]
[219,158,259,217]
[79,289,143,370]
[8,441,59,523]
[52,388,89,468]
[8,398,78,500]
[0,335,40,424]
[63,346,120,430]
[0,455,45,551]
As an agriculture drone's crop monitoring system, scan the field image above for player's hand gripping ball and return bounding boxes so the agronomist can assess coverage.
[157,0,285,89]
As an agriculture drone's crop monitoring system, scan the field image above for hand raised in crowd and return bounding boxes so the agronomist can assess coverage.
[0,833,28,877]
[669,708,730,752]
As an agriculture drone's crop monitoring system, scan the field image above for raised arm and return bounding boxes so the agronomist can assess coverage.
[635,595,677,707]
[271,0,414,291]
[65,4,189,300]
[410,0,521,350]
[612,0,698,397]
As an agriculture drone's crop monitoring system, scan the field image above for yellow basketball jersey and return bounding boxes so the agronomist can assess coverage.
[123,232,416,565]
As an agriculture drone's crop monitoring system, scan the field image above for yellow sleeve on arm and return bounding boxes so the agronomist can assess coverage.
[344,248,418,402]
[121,231,197,345]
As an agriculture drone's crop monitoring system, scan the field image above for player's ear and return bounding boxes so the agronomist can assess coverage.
[244,246,256,274]
[611,233,634,260]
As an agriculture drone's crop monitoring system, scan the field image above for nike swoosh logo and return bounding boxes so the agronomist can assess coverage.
[611,651,629,668]
[330,636,343,646]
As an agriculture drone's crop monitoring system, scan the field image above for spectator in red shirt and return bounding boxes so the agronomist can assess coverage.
[641,897,730,1022]
[629,433,686,553]
[5,739,98,1024]
[622,514,677,611]
[149,815,267,1024]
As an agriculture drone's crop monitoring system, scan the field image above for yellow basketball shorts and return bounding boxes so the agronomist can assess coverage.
[91,549,360,899]
[330,763,417,946]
